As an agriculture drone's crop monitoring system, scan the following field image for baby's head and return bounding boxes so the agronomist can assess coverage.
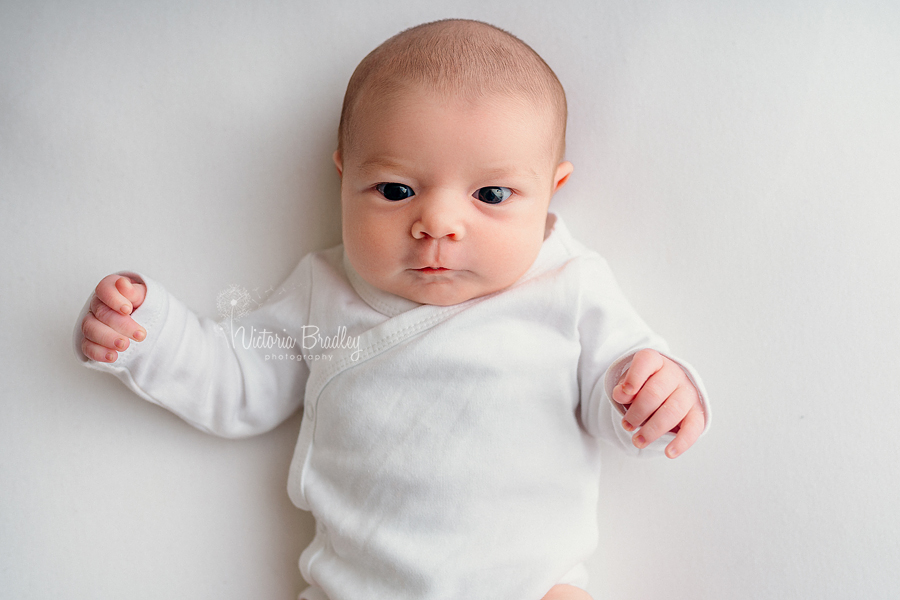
[335,19,573,306]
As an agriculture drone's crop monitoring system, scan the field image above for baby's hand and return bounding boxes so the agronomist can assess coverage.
[612,349,705,459]
[80,275,148,363]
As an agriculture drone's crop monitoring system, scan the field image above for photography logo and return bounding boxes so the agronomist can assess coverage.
[215,284,360,361]
[216,284,254,324]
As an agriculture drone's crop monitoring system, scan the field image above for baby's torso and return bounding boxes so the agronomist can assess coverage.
[287,248,601,600]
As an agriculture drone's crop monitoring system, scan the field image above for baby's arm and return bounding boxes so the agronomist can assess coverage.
[74,261,313,438]
[572,251,710,458]
[80,275,148,363]
[611,348,705,459]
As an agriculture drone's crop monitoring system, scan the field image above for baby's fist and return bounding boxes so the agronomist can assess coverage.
[80,275,148,363]
[612,349,705,458]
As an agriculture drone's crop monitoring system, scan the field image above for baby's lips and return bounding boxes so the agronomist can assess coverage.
[416,266,451,273]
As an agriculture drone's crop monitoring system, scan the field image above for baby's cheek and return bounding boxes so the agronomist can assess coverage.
[347,233,403,290]
[489,233,543,285]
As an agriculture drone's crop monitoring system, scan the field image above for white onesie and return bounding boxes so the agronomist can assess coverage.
[74,214,710,600]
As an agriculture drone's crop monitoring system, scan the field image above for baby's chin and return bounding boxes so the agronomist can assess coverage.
[392,279,508,306]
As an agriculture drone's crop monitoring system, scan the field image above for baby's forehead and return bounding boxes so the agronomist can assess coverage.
[346,84,558,152]
[342,87,562,177]
[353,81,547,119]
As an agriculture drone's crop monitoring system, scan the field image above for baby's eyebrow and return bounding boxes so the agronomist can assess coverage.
[357,158,409,176]
[355,158,543,184]
[478,165,543,184]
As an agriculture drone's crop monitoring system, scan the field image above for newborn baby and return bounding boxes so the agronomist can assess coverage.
[75,18,710,600]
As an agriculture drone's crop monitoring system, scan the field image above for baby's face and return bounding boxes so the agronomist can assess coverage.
[336,86,572,306]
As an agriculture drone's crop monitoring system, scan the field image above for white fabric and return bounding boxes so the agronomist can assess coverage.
[73,214,710,600]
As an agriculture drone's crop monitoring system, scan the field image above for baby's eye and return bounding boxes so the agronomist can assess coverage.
[376,183,415,201]
[474,186,512,204]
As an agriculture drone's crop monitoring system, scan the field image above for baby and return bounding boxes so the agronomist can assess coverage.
[75,19,709,600]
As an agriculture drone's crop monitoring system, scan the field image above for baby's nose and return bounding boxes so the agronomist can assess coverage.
[411,193,466,240]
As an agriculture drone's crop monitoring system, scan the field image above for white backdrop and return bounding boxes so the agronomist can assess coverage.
[2,1,899,599]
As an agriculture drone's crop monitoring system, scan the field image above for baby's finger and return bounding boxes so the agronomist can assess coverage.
[613,349,665,405]
[115,276,147,310]
[95,274,137,316]
[89,295,147,341]
[630,383,696,449]
[664,403,706,459]
[621,365,681,430]
[81,337,118,363]
[81,311,131,355]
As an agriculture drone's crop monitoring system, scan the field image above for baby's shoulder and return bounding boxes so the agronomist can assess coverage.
[540,216,615,280]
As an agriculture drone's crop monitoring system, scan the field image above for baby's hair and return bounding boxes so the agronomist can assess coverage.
[337,19,567,162]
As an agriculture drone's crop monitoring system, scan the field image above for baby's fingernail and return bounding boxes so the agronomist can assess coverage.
[133,329,146,342]
[622,419,635,432]
[622,383,634,396]
[633,434,646,448]
[105,351,115,362]
[120,303,132,315]
[666,446,680,459]
[114,338,127,350]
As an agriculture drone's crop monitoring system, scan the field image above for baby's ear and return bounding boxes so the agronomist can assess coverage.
[333,151,343,178]
[552,161,573,193]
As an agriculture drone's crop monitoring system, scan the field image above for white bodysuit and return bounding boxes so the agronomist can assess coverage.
[74,214,710,600]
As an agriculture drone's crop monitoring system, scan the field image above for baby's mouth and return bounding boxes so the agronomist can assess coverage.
[416,266,450,274]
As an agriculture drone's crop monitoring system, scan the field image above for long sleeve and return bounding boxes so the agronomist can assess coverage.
[571,252,711,457]
[72,259,314,438]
